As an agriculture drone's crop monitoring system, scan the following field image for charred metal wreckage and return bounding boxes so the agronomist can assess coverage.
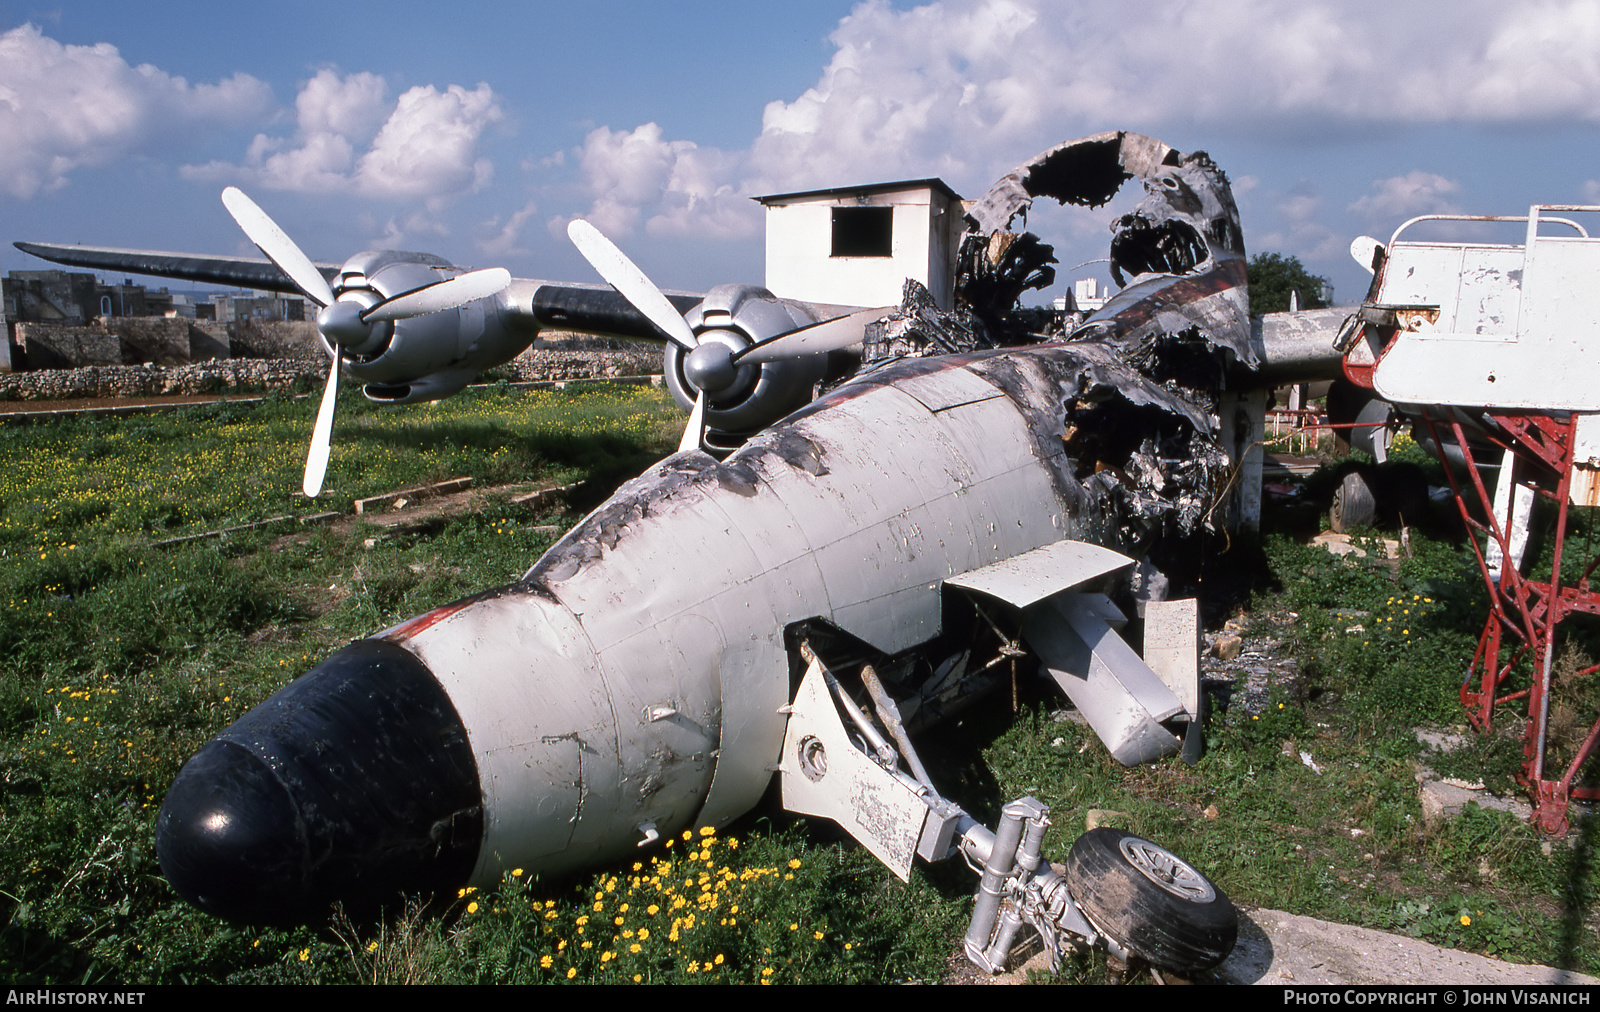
[20,132,1289,976]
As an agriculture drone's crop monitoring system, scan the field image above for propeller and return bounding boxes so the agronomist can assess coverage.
[221,187,510,497]
[565,218,888,452]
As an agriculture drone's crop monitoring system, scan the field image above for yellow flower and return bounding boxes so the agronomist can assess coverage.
[298,948,309,962]
[789,923,799,931]
[566,967,577,979]
[540,955,553,969]
[1460,915,1472,926]
[714,953,724,965]
[512,868,523,877]
[601,951,615,963]
[814,930,824,940]
[366,941,378,953]
[646,904,659,916]
[788,859,801,869]
[467,901,479,914]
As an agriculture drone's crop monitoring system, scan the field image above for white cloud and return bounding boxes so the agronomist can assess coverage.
[357,209,452,250]
[0,23,272,198]
[560,123,759,241]
[741,0,1600,196]
[355,83,500,200]
[567,0,1600,242]
[296,69,388,142]
[521,0,1600,253]
[477,199,540,258]
[183,72,502,202]
[1348,172,1462,222]
[1251,183,1346,263]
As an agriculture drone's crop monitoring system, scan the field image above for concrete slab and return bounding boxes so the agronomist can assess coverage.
[975,906,1597,985]
[1218,906,1597,986]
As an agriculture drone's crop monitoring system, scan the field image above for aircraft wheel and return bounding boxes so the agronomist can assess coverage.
[1064,828,1237,976]
[1330,470,1376,533]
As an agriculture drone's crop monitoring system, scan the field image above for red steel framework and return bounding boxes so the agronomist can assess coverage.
[1330,205,1600,835]
[1414,408,1600,836]
[1271,395,1600,832]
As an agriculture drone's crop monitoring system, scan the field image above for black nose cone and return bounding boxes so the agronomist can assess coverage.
[157,638,483,924]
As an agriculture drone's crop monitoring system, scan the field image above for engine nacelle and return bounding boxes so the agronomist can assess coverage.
[326,250,538,406]
[664,283,829,441]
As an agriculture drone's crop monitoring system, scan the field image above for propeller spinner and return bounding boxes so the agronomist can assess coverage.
[220,187,510,497]
[565,219,888,453]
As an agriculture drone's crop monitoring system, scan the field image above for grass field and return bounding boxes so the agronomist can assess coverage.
[2,388,1597,984]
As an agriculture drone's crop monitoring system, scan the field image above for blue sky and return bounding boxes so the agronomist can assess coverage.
[3,0,1599,308]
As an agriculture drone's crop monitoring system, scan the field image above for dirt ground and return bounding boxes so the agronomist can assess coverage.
[0,392,269,415]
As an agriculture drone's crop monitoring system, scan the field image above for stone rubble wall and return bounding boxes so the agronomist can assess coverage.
[0,334,663,401]
[14,319,239,369]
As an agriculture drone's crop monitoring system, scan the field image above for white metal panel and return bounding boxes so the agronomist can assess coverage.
[779,658,927,881]
[893,366,1007,412]
[1143,598,1200,718]
[946,539,1133,607]
[402,596,615,882]
[1378,243,1523,338]
[1373,235,1600,410]
[790,378,1069,652]
[1023,593,1183,766]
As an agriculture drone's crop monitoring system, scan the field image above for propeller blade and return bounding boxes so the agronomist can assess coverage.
[362,268,512,323]
[221,187,335,308]
[678,390,707,455]
[733,306,892,366]
[303,354,340,498]
[566,219,698,351]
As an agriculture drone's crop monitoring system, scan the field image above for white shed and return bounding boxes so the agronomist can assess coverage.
[756,179,966,311]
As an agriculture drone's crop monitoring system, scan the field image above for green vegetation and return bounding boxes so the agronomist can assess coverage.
[2,385,1598,984]
[1248,252,1332,314]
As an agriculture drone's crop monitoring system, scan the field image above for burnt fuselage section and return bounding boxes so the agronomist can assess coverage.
[156,132,1258,925]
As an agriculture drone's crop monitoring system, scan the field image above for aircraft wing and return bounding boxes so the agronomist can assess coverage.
[13,240,338,295]
[14,239,703,343]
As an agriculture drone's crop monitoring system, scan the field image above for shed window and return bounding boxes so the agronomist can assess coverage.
[831,206,893,257]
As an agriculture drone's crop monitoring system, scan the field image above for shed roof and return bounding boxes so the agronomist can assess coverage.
[753,177,963,205]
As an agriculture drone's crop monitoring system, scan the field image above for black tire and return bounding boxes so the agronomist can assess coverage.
[1064,828,1237,975]
[1330,470,1376,533]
